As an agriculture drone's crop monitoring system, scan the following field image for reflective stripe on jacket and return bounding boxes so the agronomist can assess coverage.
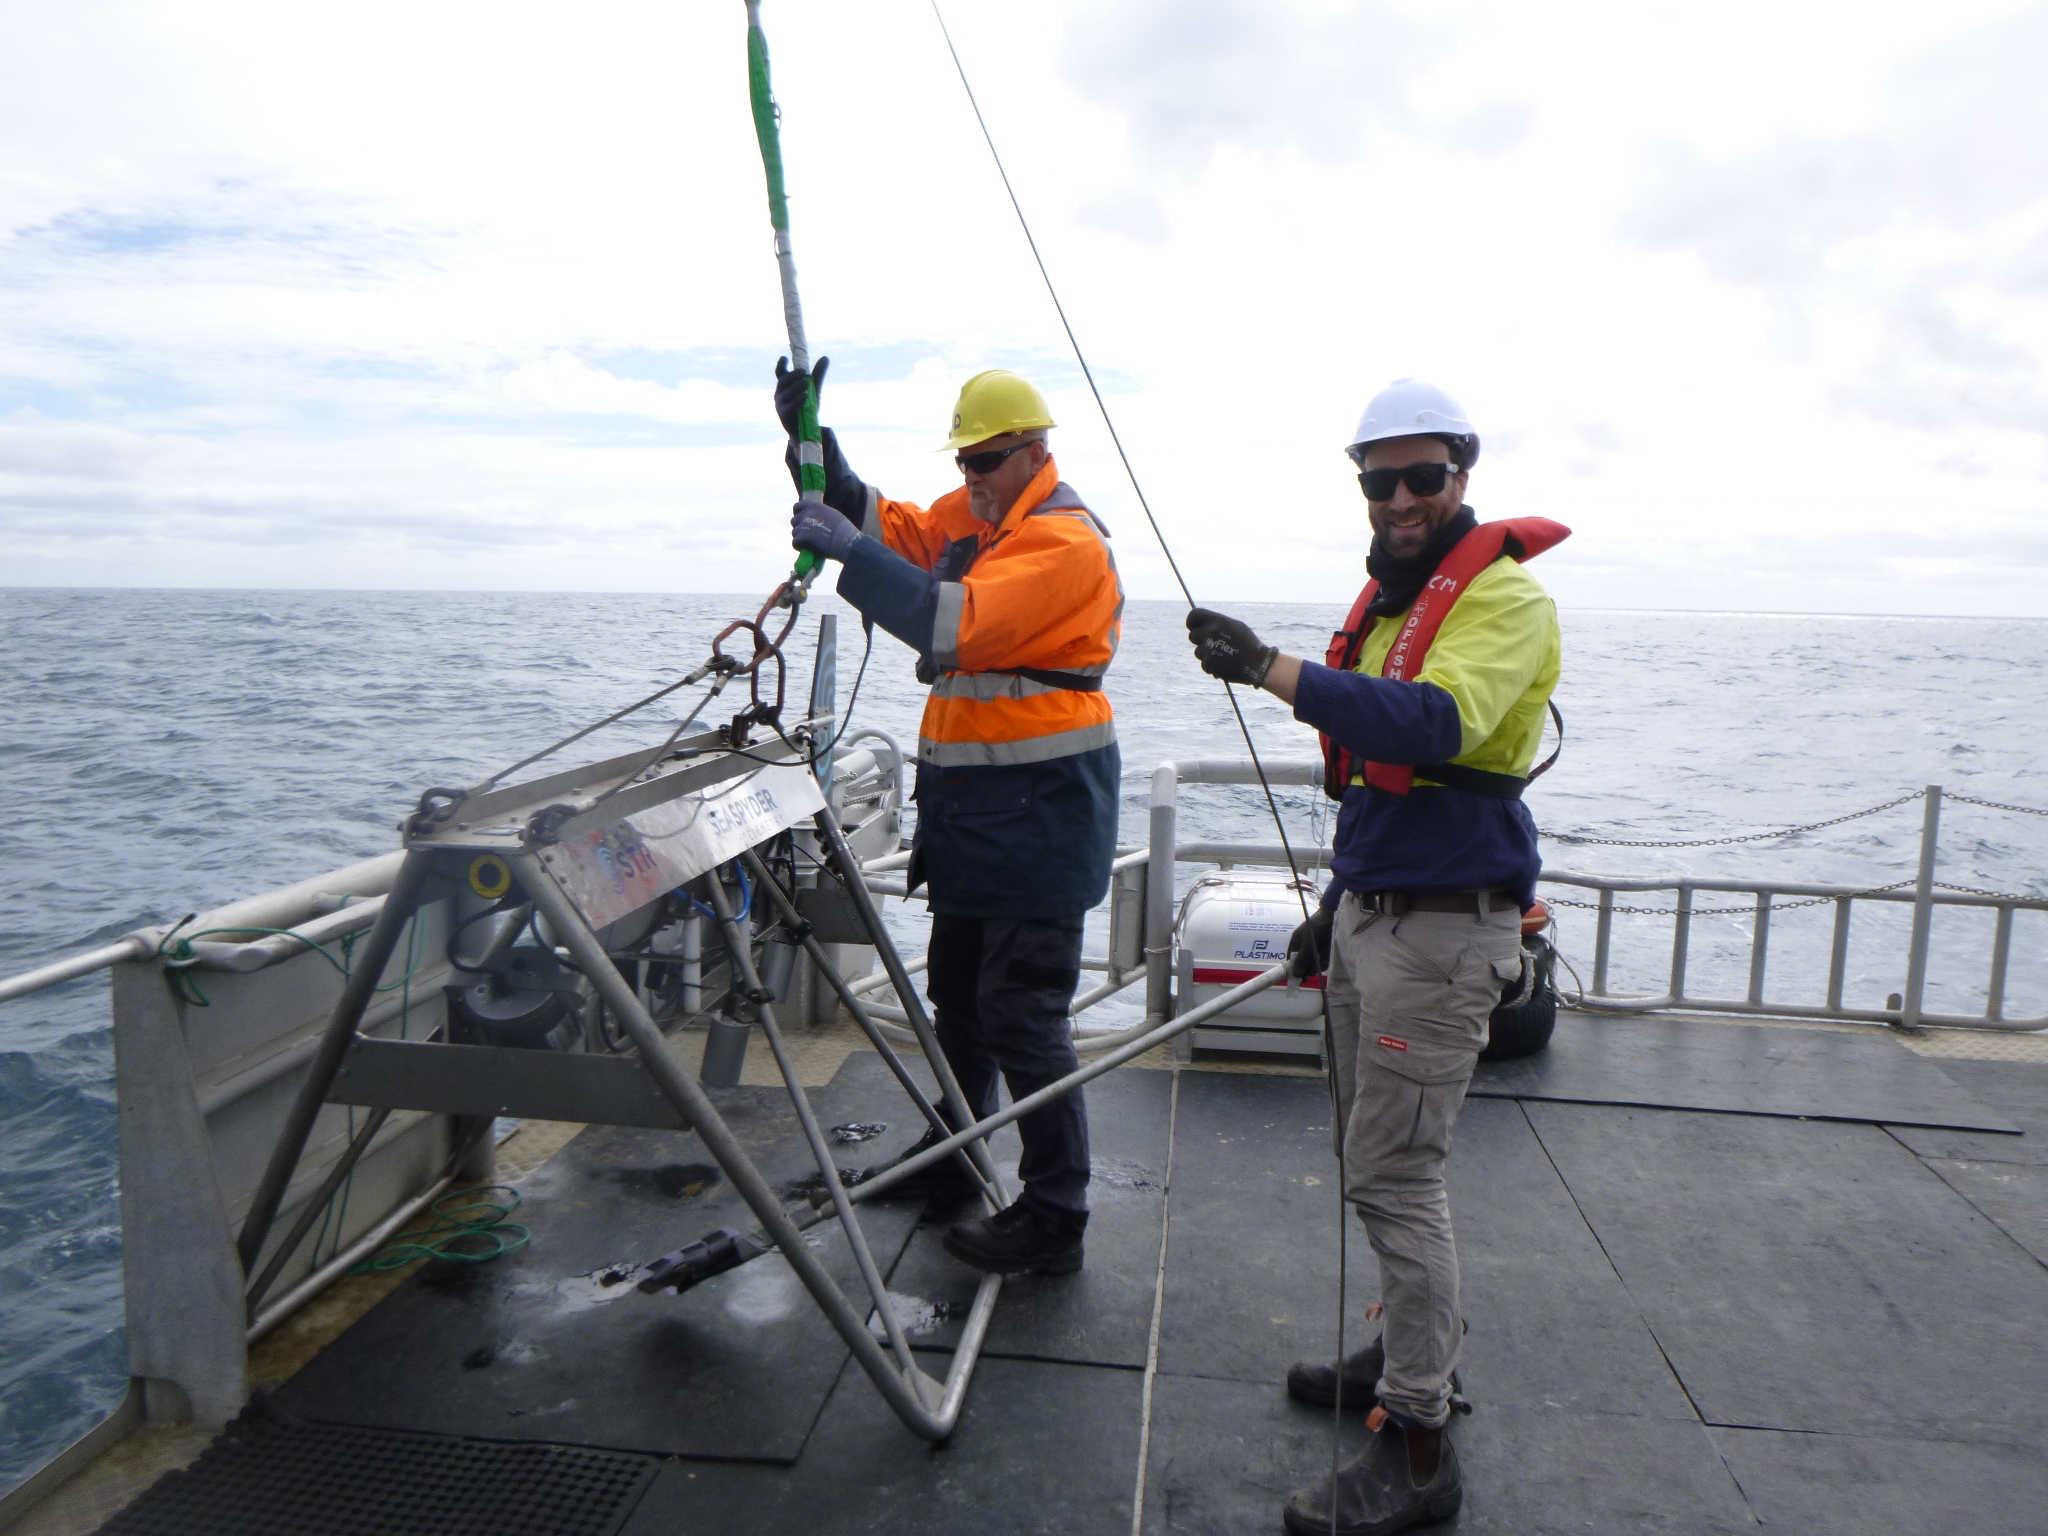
[858,457,1123,769]
[831,455,1124,919]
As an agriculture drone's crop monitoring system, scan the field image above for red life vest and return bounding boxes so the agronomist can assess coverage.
[1320,517,1570,801]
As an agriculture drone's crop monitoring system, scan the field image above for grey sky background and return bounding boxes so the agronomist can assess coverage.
[2,0,2044,612]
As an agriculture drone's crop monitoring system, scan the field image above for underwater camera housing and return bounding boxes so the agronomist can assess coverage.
[447,942,587,1052]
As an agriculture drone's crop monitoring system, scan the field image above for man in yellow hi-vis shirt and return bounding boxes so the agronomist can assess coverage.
[1185,378,1564,1536]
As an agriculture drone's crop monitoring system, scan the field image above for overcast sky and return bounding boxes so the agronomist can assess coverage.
[3,0,2045,612]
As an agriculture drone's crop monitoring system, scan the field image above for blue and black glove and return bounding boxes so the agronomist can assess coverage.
[774,356,866,519]
[791,500,861,563]
[773,354,826,436]
[1188,608,1278,688]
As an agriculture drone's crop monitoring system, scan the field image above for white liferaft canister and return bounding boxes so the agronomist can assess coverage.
[1174,875,1326,1056]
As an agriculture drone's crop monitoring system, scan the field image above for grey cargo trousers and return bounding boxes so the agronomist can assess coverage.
[1324,892,1524,1426]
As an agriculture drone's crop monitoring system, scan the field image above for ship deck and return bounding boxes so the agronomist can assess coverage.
[19,1012,2048,1536]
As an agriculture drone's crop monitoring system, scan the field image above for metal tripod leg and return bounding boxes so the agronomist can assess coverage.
[244,1105,391,1314]
[236,851,435,1285]
[738,848,999,1210]
[511,849,996,1441]
[700,873,922,1376]
[811,804,1009,1200]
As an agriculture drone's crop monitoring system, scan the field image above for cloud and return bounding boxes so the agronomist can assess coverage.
[1076,189,1170,245]
[1,0,2044,608]
[1441,100,1536,157]
[1625,5,2048,450]
[1059,0,1424,176]
[1632,7,2048,279]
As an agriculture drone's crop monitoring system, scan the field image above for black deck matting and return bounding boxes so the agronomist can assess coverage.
[1885,1058,2048,1163]
[619,1356,1143,1536]
[275,1065,926,1463]
[1708,1424,2048,1536]
[1140,1373,1758,1536]
[100,1412,656,1536]
[1524,1100,2048,1442]
[1921,1158,2048,1268]
[1158,1075,1700,1418]
[1471,1014,2018,1131]
[1153,1072,1341,1386]
[879,1065,1172,1368]
[1444,1097,1697,1419]
[239,1032,2048,1535]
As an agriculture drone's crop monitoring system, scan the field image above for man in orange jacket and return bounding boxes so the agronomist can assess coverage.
[774,361,1123,1276]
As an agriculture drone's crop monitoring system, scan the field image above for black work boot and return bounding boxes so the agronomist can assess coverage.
[1282,1408,1462,1536]
[1287,1336,1385,1409]
[941,1199,1086,1275]
[868,1127,982,1207]
[1288,1320,1465,1410]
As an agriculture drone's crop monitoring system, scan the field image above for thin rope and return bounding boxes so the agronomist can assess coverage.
[928,1,1193,608]
[925,0,1316,921]
[475,671,717,793]
[928,7,1340,1512]
[1128,1071,1182,1536]
[1326,979,1348,1533]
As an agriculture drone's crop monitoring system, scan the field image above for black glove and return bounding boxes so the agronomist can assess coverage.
[783,428,866,518]
[773,355,827,437]
[1187,608,1279,687]
[791,499,861,563]
[1287,906,1335,980]
[774,358,865,518]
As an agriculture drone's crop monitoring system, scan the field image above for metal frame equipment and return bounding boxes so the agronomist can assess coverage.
[226,707,1015,1438]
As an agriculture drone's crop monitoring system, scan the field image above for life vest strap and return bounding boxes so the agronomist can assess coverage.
[1320,520,1569,801]
[1410,762,1530,800]
[1381,703,1564,801]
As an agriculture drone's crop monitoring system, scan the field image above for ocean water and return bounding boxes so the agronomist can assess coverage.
[3,587,2046,1489]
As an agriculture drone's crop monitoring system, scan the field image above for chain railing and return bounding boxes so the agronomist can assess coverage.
[1542,784,2048,1032]
[1542,790,1930,849]
[1947,792,2048,818]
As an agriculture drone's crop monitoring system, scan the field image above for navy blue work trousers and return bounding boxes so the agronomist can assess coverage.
[926,913,1092,1215]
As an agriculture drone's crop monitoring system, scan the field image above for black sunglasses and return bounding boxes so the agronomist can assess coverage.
[956,442,1035,475]
[1356,461,1460,500]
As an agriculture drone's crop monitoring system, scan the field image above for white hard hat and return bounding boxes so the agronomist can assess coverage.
[1347,378,1479,467]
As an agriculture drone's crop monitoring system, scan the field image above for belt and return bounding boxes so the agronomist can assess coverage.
[1354,890,1518,916]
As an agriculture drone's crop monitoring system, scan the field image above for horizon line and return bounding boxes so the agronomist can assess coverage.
[4,584,2048,624]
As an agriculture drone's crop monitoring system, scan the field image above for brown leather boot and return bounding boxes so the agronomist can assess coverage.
[1282,1406,1463,1536]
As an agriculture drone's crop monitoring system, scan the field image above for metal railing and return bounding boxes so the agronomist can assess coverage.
[10,779,2044,1044]
[1544,867,2048,1031]
[1543,785,2048,1032]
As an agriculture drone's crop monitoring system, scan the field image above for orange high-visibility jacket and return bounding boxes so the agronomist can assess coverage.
[857,457,1124,769]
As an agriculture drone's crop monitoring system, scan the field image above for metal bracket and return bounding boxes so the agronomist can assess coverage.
[328,1037,688,1131]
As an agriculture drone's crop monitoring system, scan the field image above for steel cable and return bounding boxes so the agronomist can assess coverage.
[924,0,1317,918]
[924,8,1342,1521]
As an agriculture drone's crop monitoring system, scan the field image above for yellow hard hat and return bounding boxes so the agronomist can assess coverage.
[941,370,1056,451]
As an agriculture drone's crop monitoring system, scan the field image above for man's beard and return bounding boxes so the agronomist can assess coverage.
[1375,500,1455,556]
[1364,504,1478,618]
